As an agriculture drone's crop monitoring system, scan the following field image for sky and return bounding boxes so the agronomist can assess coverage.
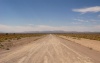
[0,0,100,32]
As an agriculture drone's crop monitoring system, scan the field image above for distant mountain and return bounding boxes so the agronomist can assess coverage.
[0,30,100,34]
[23,30,100,34]
[23,30,79,33]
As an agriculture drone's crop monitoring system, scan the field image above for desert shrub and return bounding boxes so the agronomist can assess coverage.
[17,37,21,40]
[5,33,8,35]
[5,38,8,40]
[8,40,11,42]
[6,48,10,50]
[0,43,4,48]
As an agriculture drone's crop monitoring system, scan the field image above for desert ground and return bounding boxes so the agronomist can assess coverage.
[0,34,100,63]
[59,35,100,52]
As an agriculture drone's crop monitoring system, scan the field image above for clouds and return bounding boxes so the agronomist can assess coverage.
[0,24,100,32]
[72,19,99,25]
[74,19,98,23]
[74,19,89,22]
[72,6,100,26]
[73,6,100,14]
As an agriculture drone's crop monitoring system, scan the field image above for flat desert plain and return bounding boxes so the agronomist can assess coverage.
[0,34,100,63]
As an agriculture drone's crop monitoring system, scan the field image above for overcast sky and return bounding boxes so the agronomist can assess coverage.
[0,0,100,32]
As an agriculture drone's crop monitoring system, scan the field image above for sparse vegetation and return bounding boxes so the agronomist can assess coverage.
[0,33,46,42]
[0,33,46,49]
[56,33,100,41]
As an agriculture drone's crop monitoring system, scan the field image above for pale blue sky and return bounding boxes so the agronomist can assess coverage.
[0,0,100,32]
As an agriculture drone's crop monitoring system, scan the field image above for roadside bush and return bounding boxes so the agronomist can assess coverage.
[17,37,21,40]
[6,48,10,50]
[0,43,4,48]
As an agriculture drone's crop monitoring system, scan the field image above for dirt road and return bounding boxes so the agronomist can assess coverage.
[0,34,100,63]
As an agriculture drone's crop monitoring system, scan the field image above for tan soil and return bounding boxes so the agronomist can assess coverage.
[0,34,100,63]
[59,35,100,52]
